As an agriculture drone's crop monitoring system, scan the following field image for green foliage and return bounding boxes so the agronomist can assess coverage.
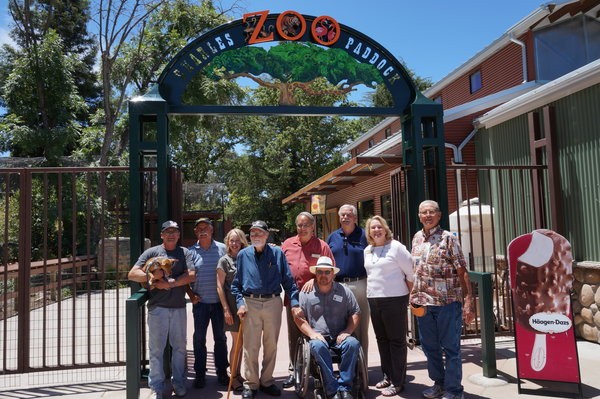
[217,78,364,231]
[5,0,100,122]
[0,30,87,163]
[0,191,20,262]
[210,42,382,88]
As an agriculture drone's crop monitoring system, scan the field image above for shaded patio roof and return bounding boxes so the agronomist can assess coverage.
[282,155,402,204]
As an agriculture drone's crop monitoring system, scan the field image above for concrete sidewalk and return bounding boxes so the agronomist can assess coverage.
[1,303,599,399]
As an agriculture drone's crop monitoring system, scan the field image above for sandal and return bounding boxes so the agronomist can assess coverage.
[375,378,391,389]
[381,384,403,397]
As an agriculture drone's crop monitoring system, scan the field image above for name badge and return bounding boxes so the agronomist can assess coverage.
[312,253,320,258]
[333,294,343,302]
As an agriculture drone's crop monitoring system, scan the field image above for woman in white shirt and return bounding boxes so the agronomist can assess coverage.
[364,215,414,396]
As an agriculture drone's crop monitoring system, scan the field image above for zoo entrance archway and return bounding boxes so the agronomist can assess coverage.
[128,10,447,261]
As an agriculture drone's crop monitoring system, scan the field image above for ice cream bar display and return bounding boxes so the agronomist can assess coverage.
[508,229,581,393]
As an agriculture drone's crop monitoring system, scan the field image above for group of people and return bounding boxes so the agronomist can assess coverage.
[128,200,474,399]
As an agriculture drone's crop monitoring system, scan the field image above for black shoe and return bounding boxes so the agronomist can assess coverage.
[217,372,230,386]
[339,391,353,399]
[259,384,282,396]
[282,375,295,388]
[242,388,257,399]
[194,375,206,389]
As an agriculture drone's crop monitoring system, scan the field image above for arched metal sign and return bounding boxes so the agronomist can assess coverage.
[157,10,417,116]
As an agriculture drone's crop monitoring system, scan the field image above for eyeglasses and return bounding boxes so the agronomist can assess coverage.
[296,223,312,229]
[315,270,332,275]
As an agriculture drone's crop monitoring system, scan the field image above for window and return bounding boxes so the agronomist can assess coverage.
[368,139,375,148]
[535,15,600,81]
[358,199,375,223]
[470,70,482,93]
[385,127,392,138]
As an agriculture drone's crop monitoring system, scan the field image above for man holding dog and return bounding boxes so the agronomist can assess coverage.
[188,217,228,389]
[294,256,361,399]
[128,220,196,399]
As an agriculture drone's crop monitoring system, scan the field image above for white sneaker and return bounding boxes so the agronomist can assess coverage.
[149,389,163,399]
[173,384,187,397]
[422,384,444,399]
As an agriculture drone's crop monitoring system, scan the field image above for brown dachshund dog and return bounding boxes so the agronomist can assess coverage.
[142,256,176,288]
[141,256,199,303]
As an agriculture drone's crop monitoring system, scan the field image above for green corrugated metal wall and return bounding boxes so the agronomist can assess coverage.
[476,83,600,262]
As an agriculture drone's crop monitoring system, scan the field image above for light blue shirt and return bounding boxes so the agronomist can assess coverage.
[189,240,226,304]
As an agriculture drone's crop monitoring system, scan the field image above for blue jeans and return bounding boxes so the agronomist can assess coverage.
[417,301,464,395]
[192,302,229,377]
[147,306,187,392]
[309,336,360,396]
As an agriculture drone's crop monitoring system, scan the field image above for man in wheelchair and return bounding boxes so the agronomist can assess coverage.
[294,256,361,399]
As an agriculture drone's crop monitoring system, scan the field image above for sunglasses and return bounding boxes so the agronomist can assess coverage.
[315,269,332,275]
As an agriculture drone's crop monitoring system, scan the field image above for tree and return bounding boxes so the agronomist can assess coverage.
[6,0,100,121]
[220,78,364,231]
[0,30,87,162]
[208,42,383,105]
[92,0,237,165]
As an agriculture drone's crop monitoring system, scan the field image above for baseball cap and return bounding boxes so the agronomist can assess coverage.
[249,220,269,233]
[309,256,340,275]
[161,220,180,232]
[194,217,213,227]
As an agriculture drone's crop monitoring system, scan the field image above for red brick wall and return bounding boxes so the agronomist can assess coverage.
[326,172,391,220]
[430,32,531,110]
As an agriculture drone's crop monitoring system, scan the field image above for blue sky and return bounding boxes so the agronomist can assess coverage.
[0,0,543,82]
[0,0,548,83]
[225,0,547,82]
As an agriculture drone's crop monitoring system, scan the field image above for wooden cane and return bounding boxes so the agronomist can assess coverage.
[226,318,244,399]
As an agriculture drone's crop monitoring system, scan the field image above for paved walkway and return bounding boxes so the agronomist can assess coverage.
[1,302,599,399]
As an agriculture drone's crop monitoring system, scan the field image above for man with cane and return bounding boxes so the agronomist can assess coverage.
[231,220,302,399]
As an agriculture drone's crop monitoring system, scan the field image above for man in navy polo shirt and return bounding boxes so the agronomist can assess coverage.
[189,217,227,389]
[327,204,369,364]
[231,220,301,399]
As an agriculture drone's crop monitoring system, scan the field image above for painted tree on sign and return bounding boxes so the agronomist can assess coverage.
[207,42,384,105]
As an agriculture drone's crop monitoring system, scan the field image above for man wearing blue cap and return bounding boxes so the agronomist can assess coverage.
[128,220,196,399]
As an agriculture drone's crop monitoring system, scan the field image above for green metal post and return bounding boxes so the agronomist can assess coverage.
[402,93,447,239]
[126,290,149,399]
[468,271,497,378]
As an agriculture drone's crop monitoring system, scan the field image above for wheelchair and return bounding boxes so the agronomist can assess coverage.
[293,336,368,399]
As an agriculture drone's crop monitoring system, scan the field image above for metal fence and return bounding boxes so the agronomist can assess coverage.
[0,167,140,388]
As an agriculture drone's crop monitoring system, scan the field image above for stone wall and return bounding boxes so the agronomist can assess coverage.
[573,261,600,343]
[98,237,151,276]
